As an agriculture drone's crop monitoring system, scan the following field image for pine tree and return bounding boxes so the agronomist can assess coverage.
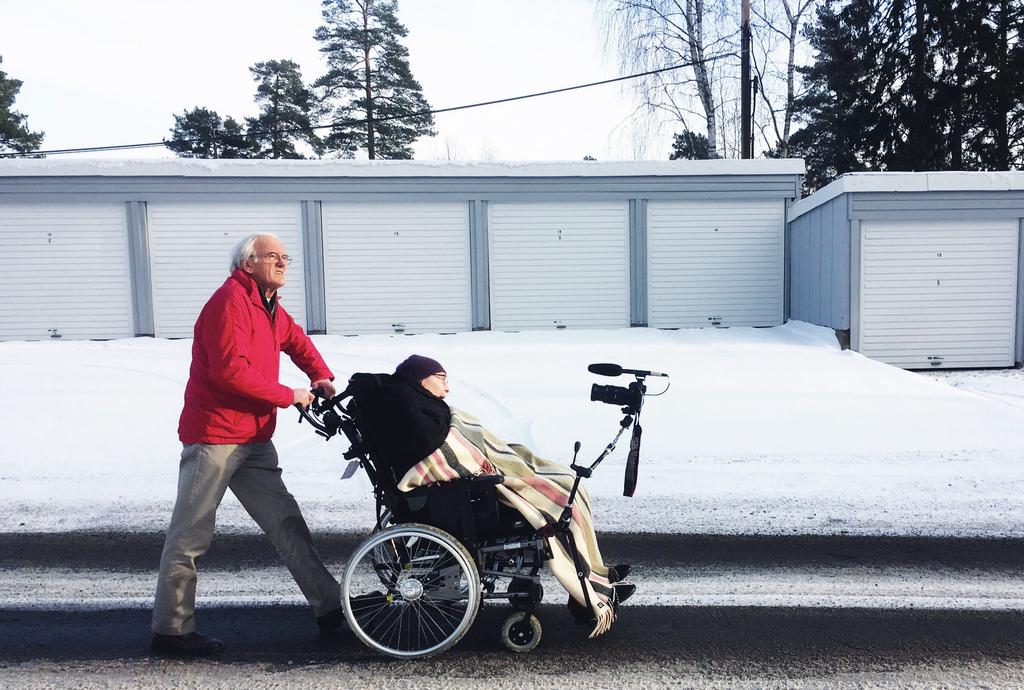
[792,0,891,189]
[314,0,435,159]
[669,130,712,160]
[1003,0,1024,168]
[165,107,256,158]
[931,0,987,169]
[245,60,320,159]
[794,0,1023,186]
[969,0,1024,169]
[0,56,44,155]
[880,0,949,171]
[219,117,257,159]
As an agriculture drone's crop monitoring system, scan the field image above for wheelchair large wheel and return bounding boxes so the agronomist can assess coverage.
[343,523,481,659]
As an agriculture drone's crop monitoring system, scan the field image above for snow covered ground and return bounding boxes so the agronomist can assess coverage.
[1,321,1022,537]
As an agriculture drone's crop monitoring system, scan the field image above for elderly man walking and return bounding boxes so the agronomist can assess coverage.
[151,233,343,656]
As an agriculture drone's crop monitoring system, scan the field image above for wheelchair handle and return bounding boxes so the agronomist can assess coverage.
[294,387,344,439]
[294,402,330,436]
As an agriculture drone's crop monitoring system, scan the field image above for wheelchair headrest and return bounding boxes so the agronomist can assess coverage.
[338,372,393,406]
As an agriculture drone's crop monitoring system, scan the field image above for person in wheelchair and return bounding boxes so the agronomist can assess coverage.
[357,354,636,638]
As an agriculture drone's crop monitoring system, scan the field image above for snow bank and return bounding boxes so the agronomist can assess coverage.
[0,321,1021,536]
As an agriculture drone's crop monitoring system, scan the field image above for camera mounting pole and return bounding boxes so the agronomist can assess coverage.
[561,411,635,529]
[560,370,653,527]
[556,384,643,625]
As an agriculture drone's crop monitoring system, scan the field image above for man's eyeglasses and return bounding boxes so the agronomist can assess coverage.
[432,373,447,381]
[259,252,292,265]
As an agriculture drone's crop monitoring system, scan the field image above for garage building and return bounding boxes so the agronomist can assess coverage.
[0,159,803,340]
[787,172,1024,369]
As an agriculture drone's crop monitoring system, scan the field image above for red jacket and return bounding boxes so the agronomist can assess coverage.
[178,269,333,445]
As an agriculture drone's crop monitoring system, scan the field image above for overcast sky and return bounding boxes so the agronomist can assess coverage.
[0,0,677,161]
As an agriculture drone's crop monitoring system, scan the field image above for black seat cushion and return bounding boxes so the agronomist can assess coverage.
[392,476,506,547]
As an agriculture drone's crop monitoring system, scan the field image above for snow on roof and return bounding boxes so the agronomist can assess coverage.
[787,171,1024,222]
[0,157,805,179]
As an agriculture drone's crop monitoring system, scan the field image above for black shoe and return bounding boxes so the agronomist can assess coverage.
[613,582,637,606]
[608,563,631,583]
[151,631,224,657]
[566,596,594,626]
[316,606,347,635]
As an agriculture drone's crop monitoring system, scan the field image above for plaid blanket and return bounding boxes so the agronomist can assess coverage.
[397,408,615,637]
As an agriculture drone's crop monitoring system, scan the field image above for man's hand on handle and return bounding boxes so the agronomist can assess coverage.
[311,379,337,398]
[294,379,334,409]
[293,388,315,408]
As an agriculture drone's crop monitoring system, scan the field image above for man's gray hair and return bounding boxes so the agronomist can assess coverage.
[230,233,281,274]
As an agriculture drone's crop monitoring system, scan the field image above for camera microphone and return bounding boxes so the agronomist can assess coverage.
[588,363,669,378]
[587,363,623,377]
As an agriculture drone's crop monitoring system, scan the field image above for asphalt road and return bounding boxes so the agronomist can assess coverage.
[2,532,1022,688]
[1,604,1023,688]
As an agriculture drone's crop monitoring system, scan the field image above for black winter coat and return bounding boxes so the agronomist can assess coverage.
[358,377,452,481]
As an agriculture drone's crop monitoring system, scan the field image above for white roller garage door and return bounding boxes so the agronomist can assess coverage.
[148,202,306,338]
[1,203,133,340]
[860,220,1018,369]
[647,199,784,328]
[322,202,471,335]
[488,202,629,330]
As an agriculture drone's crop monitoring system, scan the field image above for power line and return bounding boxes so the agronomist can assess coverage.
[0,58,728,158]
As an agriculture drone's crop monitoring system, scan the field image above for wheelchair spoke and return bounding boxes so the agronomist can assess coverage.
[352,584,416,650]
[412,543,457,581]
[349,592,388,612]
[361,602,400,643]
[417,596,464,630]
[412,601,448,646]
[413,602,429,651]
[409,603,422,651]
[387,610,406,652]
[353,598,394,634]
[411,594,463,644]
[409,540,446,571]
[369,603,405,648]
[396,602,405,651]
[420,590,464,617]
[373,543,402,578]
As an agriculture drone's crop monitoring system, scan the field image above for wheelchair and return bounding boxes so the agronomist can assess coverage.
[295,363,666,658]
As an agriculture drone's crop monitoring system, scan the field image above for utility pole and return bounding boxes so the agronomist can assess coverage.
[741,0,752,158]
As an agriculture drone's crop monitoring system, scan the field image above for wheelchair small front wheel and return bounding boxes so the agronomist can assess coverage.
[500,611,542,653]
[343,523,481,659]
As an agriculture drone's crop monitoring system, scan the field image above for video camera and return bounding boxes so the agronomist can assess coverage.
[581,363,669,497]
[588,363,667,415]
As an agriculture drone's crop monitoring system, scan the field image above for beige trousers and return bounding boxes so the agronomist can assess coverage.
[151,441,340,636]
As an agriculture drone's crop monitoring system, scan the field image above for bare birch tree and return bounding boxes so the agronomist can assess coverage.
[598,0,738,158]
[751,0,818,156]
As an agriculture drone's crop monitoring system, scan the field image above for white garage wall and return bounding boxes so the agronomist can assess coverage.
[0,203,133,341]
[322,202,471,335]
[488,202,630,330]
[648,199,785,328]
[148,202,306,338]
[860,220,1019,368]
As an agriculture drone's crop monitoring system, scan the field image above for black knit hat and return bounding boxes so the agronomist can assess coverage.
[394,354,445,383]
